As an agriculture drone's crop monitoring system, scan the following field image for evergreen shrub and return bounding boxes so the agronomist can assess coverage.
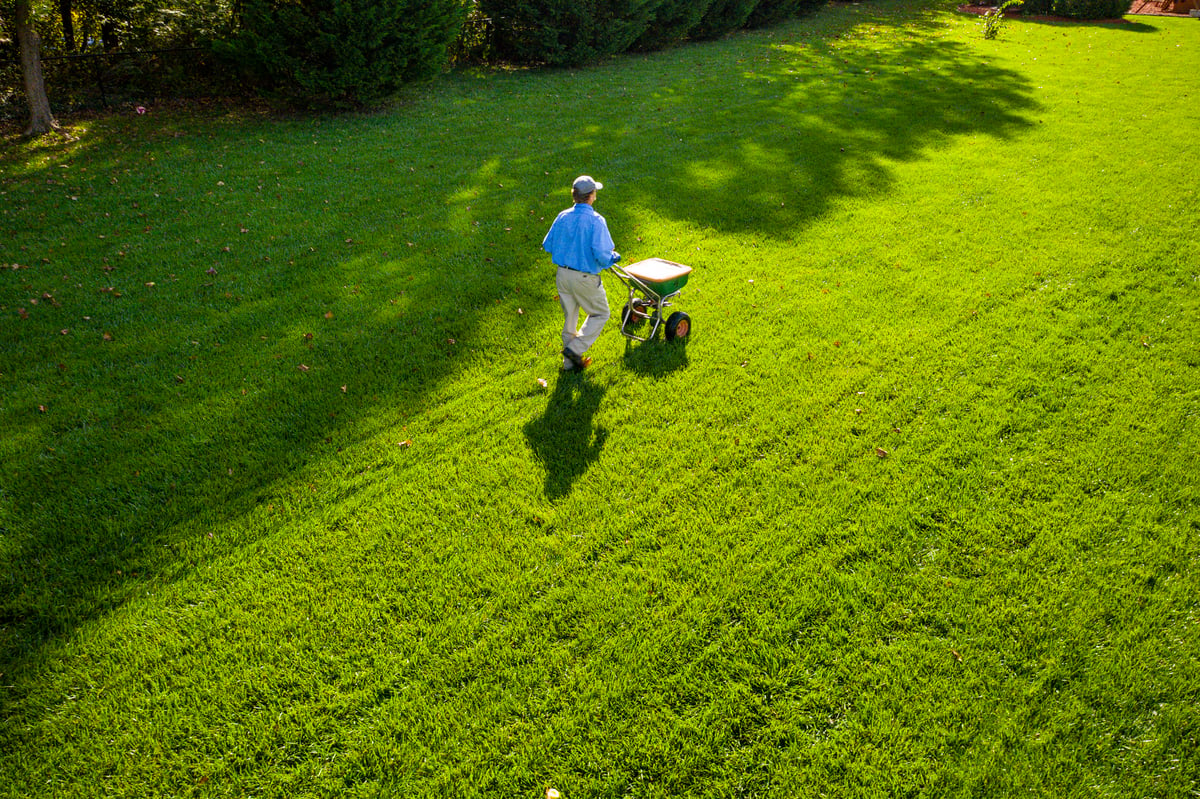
[479,0,661,66]
[1018,0,1054,13]
[689,0,762,40]
[1049,0,1127,16]
[632,0,716,51]
[1019,0,1125,16]
[216,0,466,106]
[745,0,827,28]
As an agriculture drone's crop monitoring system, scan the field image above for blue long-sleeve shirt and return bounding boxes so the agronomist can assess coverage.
[542,204,618,274]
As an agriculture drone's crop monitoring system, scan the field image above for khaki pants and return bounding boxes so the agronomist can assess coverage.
[556,267,611,366]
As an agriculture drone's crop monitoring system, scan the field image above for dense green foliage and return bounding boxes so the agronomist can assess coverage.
[215,0,466,105]
[0,0,239,116]
[1020,0,1054,13]
[1048,0,1130,16]
[478,0,661,65]
[690,0,764,40]
[631,0,717,51]
[745,0,826,27]
[0,0,222,51]
[1020,0,1127,16]
[4,0,831,114]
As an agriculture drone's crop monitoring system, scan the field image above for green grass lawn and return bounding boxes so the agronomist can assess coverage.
[2,1,1198,796]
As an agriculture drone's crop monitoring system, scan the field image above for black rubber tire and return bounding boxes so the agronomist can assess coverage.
[665,311,691,342]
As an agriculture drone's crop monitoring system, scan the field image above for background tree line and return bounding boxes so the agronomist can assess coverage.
[2,0,1127,136]
[1,0,828,133]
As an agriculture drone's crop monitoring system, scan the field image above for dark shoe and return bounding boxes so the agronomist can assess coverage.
[562,348,593,372]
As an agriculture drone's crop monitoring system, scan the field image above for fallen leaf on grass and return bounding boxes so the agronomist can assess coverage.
[297,364,310,372]
[38,405,48,413]
[875,447,889,458]
[398,439,413,448]
[951,649,963,663]
[324,311,334,320]
[537,378,548,388]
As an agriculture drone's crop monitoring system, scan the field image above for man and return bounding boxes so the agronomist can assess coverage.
[542,175,621,372]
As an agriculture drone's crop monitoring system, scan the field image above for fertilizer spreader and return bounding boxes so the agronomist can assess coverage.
[608,257,693,343]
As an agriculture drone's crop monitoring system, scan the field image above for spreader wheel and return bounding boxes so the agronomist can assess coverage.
[622,301,648,330]
[665,311,692,342]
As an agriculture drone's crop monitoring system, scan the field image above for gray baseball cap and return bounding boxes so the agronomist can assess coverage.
[573,175,603,194]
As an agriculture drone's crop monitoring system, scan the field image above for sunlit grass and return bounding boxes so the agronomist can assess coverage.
[2,2,1198,796]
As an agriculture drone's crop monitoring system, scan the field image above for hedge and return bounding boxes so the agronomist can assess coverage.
[216,0,466,105]
[479,0,661,66]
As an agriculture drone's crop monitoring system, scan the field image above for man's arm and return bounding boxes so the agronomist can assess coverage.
[542,212,563,256]
[590,218,619,270]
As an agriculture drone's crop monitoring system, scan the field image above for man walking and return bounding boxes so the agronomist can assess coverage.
[542,175,621,371]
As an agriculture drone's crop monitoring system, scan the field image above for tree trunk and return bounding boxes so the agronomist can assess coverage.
[61,0,76,51]
[15,0,58,136]
[101,20,120,51]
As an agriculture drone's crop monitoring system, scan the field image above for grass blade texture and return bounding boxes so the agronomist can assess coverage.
[1,1,1197,796]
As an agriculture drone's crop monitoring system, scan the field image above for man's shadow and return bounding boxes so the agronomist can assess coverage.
[524,373,608,500]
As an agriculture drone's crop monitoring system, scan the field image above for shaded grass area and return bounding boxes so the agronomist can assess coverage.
[2,1,1199,796]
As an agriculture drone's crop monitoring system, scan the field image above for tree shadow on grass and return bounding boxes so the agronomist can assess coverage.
[523,373,609,500]
[564,12,1042,241]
